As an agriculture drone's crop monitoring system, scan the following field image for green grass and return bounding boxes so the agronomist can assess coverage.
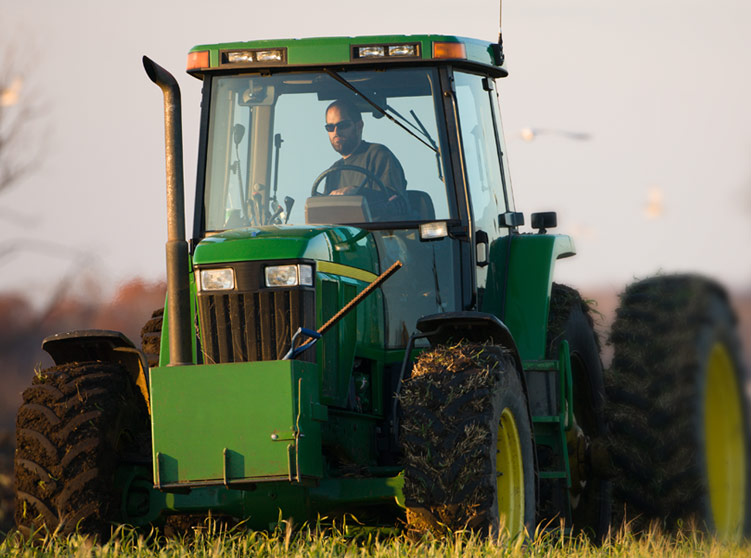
[2,521,750,558]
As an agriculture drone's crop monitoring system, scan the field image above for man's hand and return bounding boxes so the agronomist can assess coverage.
[330,186,357,196]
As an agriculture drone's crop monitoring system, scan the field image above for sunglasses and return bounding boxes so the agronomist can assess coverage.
[324,119,354,133]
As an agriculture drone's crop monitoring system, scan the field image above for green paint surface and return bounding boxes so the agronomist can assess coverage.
[188,35,502,73]
[193,225,379,272]
[150,360,322,485]
[482,234,575,360]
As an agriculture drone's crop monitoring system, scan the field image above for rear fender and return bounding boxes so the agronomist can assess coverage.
[482,233,576,360]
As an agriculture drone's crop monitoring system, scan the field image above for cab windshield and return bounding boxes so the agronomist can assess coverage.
[202,67,452,231]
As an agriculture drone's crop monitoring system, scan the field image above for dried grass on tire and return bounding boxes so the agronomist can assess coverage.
[399,342,513,532]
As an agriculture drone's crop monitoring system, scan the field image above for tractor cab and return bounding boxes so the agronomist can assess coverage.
[189,36,518,350]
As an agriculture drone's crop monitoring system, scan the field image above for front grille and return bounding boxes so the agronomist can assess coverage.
[197,263,316,364]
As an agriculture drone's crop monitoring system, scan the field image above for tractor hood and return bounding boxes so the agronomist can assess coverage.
[193,225,379,272]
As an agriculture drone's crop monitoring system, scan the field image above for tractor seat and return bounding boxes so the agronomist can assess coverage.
[407,190,435,221]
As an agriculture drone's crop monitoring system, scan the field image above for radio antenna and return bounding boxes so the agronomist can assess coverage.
[493,0,505,65]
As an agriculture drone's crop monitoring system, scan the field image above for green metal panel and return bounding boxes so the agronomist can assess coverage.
[150,360,323,486]
[481,234,575,360]
[192,225,379,272]
[319,277,342,405]
[189,35,502,73]
[316,274,360,407]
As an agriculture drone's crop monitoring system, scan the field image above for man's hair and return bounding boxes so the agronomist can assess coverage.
[326,99,362,123]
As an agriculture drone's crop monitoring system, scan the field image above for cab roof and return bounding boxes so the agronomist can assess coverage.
[187,34,506,78]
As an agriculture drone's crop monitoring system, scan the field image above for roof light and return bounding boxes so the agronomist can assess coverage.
[357,45,386,58]
[388,44,417,57]
[221,48,287,65]
[226,50,255,63]
[187,50,209,71]
[352,43,420,60]
[432,42,467,60]
[255,49,284,62]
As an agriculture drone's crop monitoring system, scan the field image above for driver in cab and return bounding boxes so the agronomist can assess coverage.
[323,100,407,203]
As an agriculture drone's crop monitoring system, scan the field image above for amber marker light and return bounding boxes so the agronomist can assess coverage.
[432,42,466,60]
[187,51,209,71]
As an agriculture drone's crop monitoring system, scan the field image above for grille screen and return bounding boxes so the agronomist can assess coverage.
[197,263,315,364]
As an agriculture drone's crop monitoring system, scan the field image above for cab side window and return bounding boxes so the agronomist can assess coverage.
[454,72,509,286]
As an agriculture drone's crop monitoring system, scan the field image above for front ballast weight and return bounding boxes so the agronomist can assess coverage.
[284,260,402,360]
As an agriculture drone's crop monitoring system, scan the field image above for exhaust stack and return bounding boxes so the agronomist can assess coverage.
[143,56,192,366]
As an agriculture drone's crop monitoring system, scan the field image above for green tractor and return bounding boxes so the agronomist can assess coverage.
[13,33,750,540]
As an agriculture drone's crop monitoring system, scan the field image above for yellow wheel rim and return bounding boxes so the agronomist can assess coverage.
[497,407,525,536]
[704,341,747,540]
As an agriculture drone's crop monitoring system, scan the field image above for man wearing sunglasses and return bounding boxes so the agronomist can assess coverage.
[323,100,407,200]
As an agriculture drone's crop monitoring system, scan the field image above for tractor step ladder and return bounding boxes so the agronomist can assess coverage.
[524,344,573,489]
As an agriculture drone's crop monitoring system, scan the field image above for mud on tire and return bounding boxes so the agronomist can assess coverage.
[607,275,751,538]
[14,361,150,537]
[399,343,535,536]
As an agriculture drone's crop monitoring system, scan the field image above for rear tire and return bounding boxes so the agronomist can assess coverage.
[400,343,536,537]
[547,284,611,540]
[140,308,164,368]
[607,275,751,539]
[14,361,149,538]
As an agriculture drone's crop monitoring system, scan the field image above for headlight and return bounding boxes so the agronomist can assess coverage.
[265,265,297,287]
[265,264,314,287]
[298,264,313,286]
[199,268,235,291]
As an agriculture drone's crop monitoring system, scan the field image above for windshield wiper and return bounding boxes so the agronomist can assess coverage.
[375,102,444,181]
[323,68,437,153]
[410,109,443,182]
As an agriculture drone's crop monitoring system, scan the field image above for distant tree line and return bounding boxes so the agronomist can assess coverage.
[0,278,166,430]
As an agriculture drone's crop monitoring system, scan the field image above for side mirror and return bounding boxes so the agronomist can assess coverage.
[530,212,557,234]
[498,211,524,228]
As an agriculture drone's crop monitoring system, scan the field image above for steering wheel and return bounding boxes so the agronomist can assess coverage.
[310,165,410,211]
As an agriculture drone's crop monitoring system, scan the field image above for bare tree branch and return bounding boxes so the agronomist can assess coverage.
[0,40,44,194]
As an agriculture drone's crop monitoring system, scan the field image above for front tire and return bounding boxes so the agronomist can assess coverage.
[14,361,149,537]
[400,343,535,537]
[607,275,751,539]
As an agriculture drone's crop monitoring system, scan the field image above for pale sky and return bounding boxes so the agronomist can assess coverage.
[1,0,750,308]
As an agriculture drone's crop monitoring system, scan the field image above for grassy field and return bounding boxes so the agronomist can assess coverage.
[2,521,751,558]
